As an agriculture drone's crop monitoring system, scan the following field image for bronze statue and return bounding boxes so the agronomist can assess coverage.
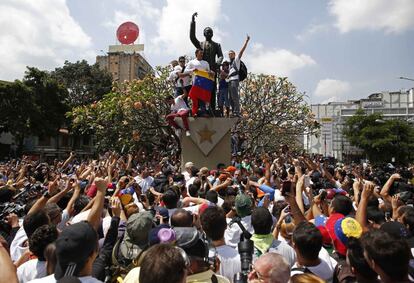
[190,12,223,112]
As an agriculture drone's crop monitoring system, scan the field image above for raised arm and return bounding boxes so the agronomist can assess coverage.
[190,12,202,49]
[87,177,108,231]
[356,181,374,232]
[380,173,400,203]
[238,35,250,59]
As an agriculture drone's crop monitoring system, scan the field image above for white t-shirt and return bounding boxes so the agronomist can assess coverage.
[291,247,338,283]
[209,245,241,283]
[133,175,154,194]
[185,59,210,74]
[228,57,241,81]
[224,215,254,249]
[171,96,189,112]
[168,65,192,87]
[28,274,102,283]
[167,204,201,218]
[10,226,28,262]
[17,259,47,283]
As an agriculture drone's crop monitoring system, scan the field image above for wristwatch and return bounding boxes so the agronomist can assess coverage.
[43,191,51,199]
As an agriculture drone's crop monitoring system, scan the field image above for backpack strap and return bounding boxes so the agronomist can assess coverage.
[291,267,314,275]
[211,274,218,283]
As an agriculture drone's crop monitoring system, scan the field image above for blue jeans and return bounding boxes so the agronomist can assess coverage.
[218,88,229,107]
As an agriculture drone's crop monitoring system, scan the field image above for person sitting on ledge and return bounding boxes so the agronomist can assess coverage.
[165,92,191,137]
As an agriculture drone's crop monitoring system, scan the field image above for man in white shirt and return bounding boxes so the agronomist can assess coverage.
[180,49,214,117]
[168,56,192,100]
[228,35,250,117]
[290,222,337,283]
[18,224,58,283]
[201,206,241,282]
[165,91,191,137]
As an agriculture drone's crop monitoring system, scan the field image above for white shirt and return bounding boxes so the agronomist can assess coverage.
[209,245,241,283]
[184,59,210,74]
[10,226,28,262]
[168,65,192,87]
[171,96,189,112]
[224,215,254,249]
[17,259,47,283]
[291,247,338,283]
[28,274,102,283]
[133,175,154,194]
[228,57,241,81]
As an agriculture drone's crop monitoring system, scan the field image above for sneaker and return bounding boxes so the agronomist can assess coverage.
[185,130,191,137]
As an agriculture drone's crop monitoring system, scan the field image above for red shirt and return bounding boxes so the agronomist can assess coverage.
[326,213,346,256]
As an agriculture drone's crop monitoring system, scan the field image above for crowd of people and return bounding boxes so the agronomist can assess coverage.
[1,149,414,283]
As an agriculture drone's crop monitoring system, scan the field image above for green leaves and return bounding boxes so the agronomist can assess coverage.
[343,110,414,164]
[69,66,177,153]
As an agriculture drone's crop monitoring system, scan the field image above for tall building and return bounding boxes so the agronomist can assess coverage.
[96,51,152,82]
[309,88,414,161]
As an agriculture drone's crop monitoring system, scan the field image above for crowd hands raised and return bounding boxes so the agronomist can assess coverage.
[1,148,414,283]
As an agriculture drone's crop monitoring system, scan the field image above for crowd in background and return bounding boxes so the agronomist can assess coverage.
[1,148,414,283]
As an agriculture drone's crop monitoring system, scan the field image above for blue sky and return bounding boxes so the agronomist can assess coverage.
[1,0,413,103]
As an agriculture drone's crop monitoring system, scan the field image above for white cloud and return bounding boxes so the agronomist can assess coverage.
[245,43,316,77]
[152,0,223,55]
[329,0,414,33]
[0,0,94,80]
[296,24,330,41]
[314,79,351,103]
[107,0,224,56]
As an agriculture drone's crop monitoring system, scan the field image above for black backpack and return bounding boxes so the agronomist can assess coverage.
[230,60,248,82]
[238,61,248,81]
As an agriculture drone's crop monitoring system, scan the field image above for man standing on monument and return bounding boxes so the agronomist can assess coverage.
[190,12,223,115]
[228,35,250,117]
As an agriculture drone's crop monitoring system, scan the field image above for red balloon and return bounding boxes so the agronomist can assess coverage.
[116,22,139,44]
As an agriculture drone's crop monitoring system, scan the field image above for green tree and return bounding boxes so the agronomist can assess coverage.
[343,109,414,164]
[238,74,318,153]
[69,66,177,154]
[0,68,68,148]
[52,60,112,108]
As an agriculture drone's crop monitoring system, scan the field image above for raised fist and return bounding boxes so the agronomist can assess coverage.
[192,12,198,22]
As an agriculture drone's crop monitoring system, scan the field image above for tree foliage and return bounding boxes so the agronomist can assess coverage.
[52,60,112,108]
[69,66,178,154]
[343,109,414,164]
[0,67,68,144]
[69,67,317,155]
[238,74,318,153]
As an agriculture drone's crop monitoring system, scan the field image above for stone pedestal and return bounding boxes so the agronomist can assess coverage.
[176,117,237,171]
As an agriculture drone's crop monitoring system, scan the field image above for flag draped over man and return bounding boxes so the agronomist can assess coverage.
[189,70,214,116]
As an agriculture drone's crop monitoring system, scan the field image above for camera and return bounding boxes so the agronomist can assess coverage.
[230,217,254,283]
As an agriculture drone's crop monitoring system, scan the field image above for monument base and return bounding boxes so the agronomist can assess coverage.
[176,117,237,171]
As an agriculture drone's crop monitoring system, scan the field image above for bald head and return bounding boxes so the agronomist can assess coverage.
[249,253,290,283]
[171,209,193,227]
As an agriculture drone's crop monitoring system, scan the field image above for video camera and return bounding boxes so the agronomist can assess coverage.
[229,217,254,283]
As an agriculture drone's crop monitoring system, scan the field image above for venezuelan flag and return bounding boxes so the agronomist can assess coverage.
[189,70,214,103]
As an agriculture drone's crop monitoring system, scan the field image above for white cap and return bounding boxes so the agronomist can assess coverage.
[184,162,194,169]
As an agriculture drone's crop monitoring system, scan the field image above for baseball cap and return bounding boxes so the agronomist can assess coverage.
[120,211,154,260]
[54,222,98,279]
[334,217,363,247]
[198,167,209,176]
[184,162,194,169]
[235,193,252,218]
[158,207,169,220]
